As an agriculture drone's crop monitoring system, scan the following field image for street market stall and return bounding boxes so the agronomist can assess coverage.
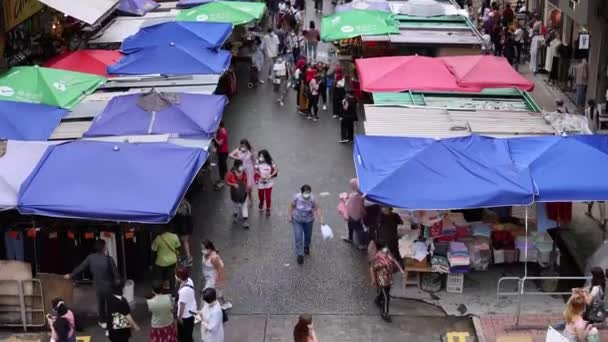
[43,50,123,77]
[0,102,68,141]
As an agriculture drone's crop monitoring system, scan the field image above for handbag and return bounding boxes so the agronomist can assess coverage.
[222,308,229,323]
[585,288,606,323]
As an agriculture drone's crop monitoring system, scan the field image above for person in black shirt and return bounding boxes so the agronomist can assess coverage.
[377,206,403,264]
[340,91,357,143]
[107,283,140,342]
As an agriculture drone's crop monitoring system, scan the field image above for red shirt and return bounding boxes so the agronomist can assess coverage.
[216,127,229,153]
[225,170,248,188]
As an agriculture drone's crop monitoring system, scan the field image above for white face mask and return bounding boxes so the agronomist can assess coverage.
[382,247,389,254]
[202,249,210,256]
[302,192,311,199]
[240,147,247,152]
[258,157,266,163]
[238,166,245,172]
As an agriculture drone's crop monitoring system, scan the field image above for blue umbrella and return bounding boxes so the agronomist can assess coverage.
[84,92,228,138]
[0,101,68,140]
[108,42,232,75]
[121,21,233,53]
[119,0,160,16]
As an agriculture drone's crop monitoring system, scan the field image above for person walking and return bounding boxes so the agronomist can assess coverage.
[315,62,328,111]
[305,22,319,60]
[370,241,404,322]
[288,184,325,265]
[174,198,193,267]
[340,91,357,143]
[262,28,280,80]
[294,60,309,115]
[214,121,230,189]
[252,38,265,86]
[147,282,177,342]
[377,206,403,264]
[255,150,278,216]
[314,0,323,14]
[563,288,599,341]
[229,139,255,204]
[513,22,524,63]
[64,239,120,329]
[47,299,76,342]
[199,288,224,342]
[332,66,346,119]
[343,178,367,250]
[107,283,140,342]
[293,314,319,342]
[225,160,250,228]
[175,267,196,342]
[502,32,516,66]
[201,240,231,310]
[151,227,181,295]
[272,56,290,106]
[307,74,320,122]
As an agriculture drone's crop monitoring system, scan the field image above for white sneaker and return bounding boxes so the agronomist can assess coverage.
[259,79,265,84]
[221,301,233,310]
[98,322,107,329]
[323,105,327,110]
[280,101,284,106]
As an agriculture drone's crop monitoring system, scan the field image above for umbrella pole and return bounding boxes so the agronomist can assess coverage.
[120,225,127,278]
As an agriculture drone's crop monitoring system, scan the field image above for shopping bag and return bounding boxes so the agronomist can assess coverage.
[320,224,334,240]
[545,326,568,342]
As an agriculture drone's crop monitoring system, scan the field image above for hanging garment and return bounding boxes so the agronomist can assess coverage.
[536,203,557,232]
[545,202,572,225]
[4,230,24,261]
[101,232,118,265]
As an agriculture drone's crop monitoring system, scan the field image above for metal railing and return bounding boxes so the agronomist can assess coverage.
[0,279,46,331]
[497,275,592,329]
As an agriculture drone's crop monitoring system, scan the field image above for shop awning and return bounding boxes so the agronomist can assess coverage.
[17,141,207,223]
[0,66,106,109]
[121,21,233,53]
[0,101,68,140]
[354,135,535,209]
[442,56,535,91]
[108,42,231,75]
[43,50,123,77]
[88,16,175,45]
[320,9,400,42]
[508,135,608,202]
[83,91,227,138]
[176,1,267,25]
[0,141,55,210]
[356,56,463,92]
[37,0,119,25]
[119,0,160,16]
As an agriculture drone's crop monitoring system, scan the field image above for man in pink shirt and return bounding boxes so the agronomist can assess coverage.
[343,178,367,250]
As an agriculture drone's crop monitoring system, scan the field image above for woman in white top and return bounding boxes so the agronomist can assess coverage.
[255,149,278,215]
[198,288,224,342]
[176,267,197,342]
[584,267,606,324]
[201,240,231,310]
[229,139,256,206]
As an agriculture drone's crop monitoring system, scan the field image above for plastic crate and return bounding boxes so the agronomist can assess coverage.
[446,273,464,293]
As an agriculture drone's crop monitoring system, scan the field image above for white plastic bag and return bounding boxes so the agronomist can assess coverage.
[320,224,334,240]
[546,326,569,342]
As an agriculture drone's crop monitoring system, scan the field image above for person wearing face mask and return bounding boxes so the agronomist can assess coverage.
[343,178,367,250]
[255,149,278,216]
[288,184,325,265]
[175,267,196,342]
[201,240,232,310]
[229,139,255,206]
[225,160,250,228]
[370,240,405,323]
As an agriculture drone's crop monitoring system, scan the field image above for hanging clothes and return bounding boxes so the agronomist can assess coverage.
[101,231,118,265]
[536,203,558,232]
[545,202,572,225]
[4,230,25,261]
[545,38,561,73]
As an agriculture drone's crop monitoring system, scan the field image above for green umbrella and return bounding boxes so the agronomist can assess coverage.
[0,66,105,109]
[321,9,400,42]
[177,1,266,26]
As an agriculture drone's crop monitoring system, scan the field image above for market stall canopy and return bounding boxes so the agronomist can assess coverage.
[321,9,399,41]
[354,135,534,209]
[336,0,391,13]
[389,0,467,16]
[0,66,106,109]
[0,141,55,210]
[83,91,227,138]
[107,42,231,75]
[176,1,267,25]
[88,16,176,45]
[177,0,214,8]
[356,56,461,92]
[0,101,68,140]
[43,50,123,77]
[442,56,535,91]
[121,21,233,53]
[119,0,160,16]
[508,135,608,202]
[37,0,119,25]
[17,141,207,223]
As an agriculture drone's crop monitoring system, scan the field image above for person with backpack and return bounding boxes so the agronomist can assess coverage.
[225,160,250,228]
[65,239,120,330]
[151,227,181,296]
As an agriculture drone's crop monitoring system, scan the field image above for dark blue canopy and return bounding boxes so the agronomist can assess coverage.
[83,92,227,138]
[354,135,534,209]
[508,135,608,202]
[18,141,207,223]
[121,22,232,53]
[108,42,231,75]
[0,101,68,140]
[119,0,160,15]
[176,0,215,8]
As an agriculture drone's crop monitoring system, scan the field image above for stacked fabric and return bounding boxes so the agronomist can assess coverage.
[431,255,450,274]
[447,241,470,267]
[471,223,492,238]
